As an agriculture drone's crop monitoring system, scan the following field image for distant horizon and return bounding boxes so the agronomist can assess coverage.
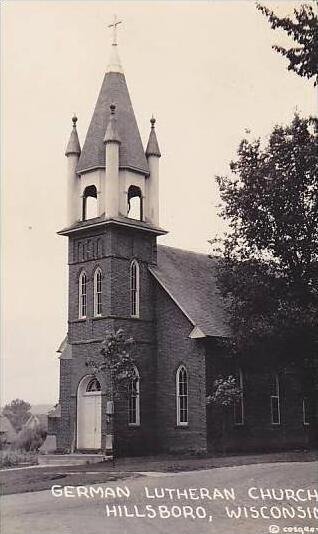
[2,1,316,405]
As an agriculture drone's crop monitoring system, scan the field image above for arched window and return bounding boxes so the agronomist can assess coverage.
[176,365,188,426]
[79,271,87,319]
[86,377,101,392]
[127,185,143,221]
[82,185,97,221]
[302,397,310,426]
[130,260,140,317]
[128,367,140,426]
[94,268,102,317]
[270,373,280,425]
[233,369,244,425]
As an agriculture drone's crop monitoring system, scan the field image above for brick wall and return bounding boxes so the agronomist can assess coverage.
[57,358,72,451]
[155,284,207,454]
[57,222,158,455]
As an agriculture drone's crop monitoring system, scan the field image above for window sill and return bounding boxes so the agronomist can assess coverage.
[128,424,141,428]
[176,424,189,429]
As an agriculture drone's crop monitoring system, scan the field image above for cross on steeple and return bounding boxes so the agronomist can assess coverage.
[108,15,122,46]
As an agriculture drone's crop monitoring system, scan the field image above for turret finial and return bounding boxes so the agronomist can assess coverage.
[104,103,120,144]
[146,115,161,158]
[65,115,81,156]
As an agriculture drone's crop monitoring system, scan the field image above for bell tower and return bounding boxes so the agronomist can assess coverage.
[57,20,166,455]
[62,18,162,229]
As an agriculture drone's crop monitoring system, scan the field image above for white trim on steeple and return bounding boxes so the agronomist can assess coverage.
[189,326,206,339]
[106,44,124,74]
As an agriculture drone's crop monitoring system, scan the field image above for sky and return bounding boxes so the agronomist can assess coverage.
[1,1,316,406]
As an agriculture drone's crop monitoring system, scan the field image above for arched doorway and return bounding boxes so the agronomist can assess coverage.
[77,375,102,450]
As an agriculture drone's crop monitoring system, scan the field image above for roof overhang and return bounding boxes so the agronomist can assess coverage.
[76,164,150,177]
[58,217,168,238]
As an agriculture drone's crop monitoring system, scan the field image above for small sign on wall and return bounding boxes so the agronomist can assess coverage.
[106,401,114,415]
[105,433,113,451]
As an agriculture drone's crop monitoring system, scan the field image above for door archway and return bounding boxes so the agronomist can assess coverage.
[77,375,102,450]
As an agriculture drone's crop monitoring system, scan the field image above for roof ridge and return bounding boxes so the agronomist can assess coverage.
[157,243,210,257]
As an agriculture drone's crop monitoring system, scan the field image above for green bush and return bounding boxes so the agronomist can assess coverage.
[14,426,47,452]
[0,449,38,468]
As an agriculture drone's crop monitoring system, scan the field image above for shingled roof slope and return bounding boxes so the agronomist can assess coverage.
[77,72,149,175]
[150,245,230,337]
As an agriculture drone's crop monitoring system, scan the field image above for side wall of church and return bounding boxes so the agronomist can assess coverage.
[155,284,207,454]
[205,346,316,452]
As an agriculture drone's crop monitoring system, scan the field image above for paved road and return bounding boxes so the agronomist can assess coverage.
[1,462,317,534]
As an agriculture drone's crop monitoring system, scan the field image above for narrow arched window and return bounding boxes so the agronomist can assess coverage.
[270,373,280,425]
[130,260,140,317]
[79,271,87,319]
[94,268,102,317]
[176,365,188,426]
[82,185,97,221]
[128,367,140,426]
[302,398,310,425]
[233,369,244,425]
[127,185,143,221]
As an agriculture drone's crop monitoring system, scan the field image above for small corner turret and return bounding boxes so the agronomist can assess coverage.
[145,117,161,226]
[65,115,81,226]
[146,116,161,158]
[104,104,121,218]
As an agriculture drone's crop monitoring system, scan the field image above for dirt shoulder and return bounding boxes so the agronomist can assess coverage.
[1,449,317,496]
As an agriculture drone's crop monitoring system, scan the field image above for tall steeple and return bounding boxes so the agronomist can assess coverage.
[76,19,148,175]
[61,19,165,233]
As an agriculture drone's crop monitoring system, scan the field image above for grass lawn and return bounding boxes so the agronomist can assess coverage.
[1,449,317,496]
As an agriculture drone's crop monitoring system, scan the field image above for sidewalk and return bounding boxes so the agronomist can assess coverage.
[1,449,317,496]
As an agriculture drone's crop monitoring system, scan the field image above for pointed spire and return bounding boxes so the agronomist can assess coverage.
[146,116,161,157]
[65,115,81,156]
[104,104,121,144]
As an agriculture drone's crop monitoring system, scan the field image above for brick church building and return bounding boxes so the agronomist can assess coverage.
[51,29,316,456]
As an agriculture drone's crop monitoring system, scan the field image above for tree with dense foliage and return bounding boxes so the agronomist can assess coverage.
[86,329,136,457]
[14,426,47,452]
[256,2,318,85]
[87,329,136,396]
[2,399,31,433]
[213,114,318,365]
[206,375,242,454]
[206,375,242,408]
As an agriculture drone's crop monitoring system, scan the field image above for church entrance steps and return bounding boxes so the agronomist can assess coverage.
[38,453,109,467]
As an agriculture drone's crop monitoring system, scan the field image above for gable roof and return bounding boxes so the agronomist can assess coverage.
[77,71,149,175]
[150,245,230,338]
